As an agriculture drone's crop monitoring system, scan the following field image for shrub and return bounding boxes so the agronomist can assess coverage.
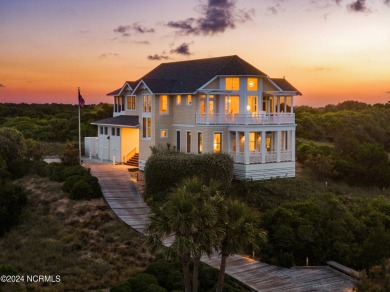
[60,141,80,166]
[81,175,103,198]
[70,180,93,200]
[145,258,183,291]
[31,160,49,177]
[60,165,88,180]
[0,182,27,236]
[144,152,233,201]
[25,138,43,160]
[0,127,26,164]
[63,175,84,193]
[7,159,33,178]
[46,163,67,182]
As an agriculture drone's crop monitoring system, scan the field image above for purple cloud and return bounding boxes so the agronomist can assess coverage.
[147,54,170,61]
[170,43,191,55]
[347,0,371,12]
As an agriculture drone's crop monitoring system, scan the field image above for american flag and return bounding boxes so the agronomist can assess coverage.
[78,88,85,108]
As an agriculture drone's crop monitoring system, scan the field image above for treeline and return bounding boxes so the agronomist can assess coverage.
[0,103,112,142]
[295,101,390,187]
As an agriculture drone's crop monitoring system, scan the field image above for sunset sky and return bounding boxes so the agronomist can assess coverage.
[1,0,389,107]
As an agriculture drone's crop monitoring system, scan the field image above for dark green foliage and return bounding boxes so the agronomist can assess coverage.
[0,182,27,236]
[25,138,43,160]
[46,163,67,182]
[70,180,93,200]
[63,175,84,193]
[0,103,113,142]
[61,141,80,166]
[7,159,33,178]
[144,152,233,201]
[60,165,88,179]
[0,127,26,164]
[145,258,183,291]
[31,160,49,177]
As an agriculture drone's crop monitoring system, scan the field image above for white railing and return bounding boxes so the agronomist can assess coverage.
[230,150,293,164]
[196,113,295,125]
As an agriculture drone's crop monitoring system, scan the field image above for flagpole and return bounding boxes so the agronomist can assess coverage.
[78,87,82,165]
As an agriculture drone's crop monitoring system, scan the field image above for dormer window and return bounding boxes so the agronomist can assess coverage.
[225,77,240,91]
[247,78,258,91]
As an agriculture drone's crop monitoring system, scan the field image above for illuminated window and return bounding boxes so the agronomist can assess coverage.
[248,96,258,113]
[247,78,258,91]
[143,95,151,113]
[186,131,191,153]
[225,95,239,114]
[127,96,136,110]
[143,117,151,138]
[197,132,203,154]
[200,100,206,115]
[176,95,181,105]
[160,95,168,113]
[187,95,192,105]
[160,129,168,138]
[249,132,255,151]
[213,132,222,153]
[225,77,240,91]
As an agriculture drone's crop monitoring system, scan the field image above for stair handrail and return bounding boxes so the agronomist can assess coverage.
[123,147,137,164]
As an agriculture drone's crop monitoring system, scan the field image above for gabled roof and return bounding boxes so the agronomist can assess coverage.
[91,115,139,128]
[271,78,302,95]
[108,55,268,95]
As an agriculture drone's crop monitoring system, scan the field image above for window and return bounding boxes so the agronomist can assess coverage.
[200,100,206,115]
[247,78,258,91]
[249,132,255,151]
[160,95,168,113]
[121,96,125,111]
[213,133,222,153]
[111,127,115,136]
[186,131,191,153]
[247,96,258,114]
[281,131,288,150]
[160,129,168,138]
[143,95,151,113]
[100,126,103,135]
[104,127,108,135]
[187,95,192,105]
[225,77,240,91]
[143,117,151,138]
[117,128,120,136]
[176,131,181,151]
[225,95,239,114]
[127,96,136,110]
[197,132,203,154]
[176,95,181,105]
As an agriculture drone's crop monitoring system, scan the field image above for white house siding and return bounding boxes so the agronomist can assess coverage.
[233,162,295,180]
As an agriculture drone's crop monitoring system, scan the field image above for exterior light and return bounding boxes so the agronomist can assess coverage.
[247,105,251,111]
[249,81,254,88]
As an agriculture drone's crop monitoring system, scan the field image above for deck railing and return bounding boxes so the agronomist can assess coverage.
[230,150,293,164]
[196,113,295,125]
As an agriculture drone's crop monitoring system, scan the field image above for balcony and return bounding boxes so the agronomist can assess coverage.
[195,113,295,125]
[230,150,293,164]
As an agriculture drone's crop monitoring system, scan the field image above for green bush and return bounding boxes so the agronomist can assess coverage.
[7,159,33,178]
[70,180,93,200]
[144,152,233,202]
[80,175,103,198]
[145,258,183,291]
[60,165,88,180]
[63,175,84,193]
[46,163,67,182]
[31,160,49,177]
[0,182,27,236]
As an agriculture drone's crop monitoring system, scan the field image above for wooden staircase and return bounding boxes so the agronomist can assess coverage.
[125,153,139,167]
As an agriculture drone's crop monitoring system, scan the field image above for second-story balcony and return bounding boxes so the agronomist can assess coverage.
[195,113,295,125]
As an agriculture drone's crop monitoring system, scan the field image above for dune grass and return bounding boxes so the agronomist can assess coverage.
[0,176,152,291]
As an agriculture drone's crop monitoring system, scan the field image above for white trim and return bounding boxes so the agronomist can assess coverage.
[118,82,133,96]
[91,122,139,128]
[132,79,153,94]
[266,77,283,91]
[126,95,136,111]
[171,124,196,128]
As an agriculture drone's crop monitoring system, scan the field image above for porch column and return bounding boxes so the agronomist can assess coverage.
[261,131,266,163]
[244,131,250,165]
[277,96,280,113]
[206,93,210,124]
[291,130,296,162]
[291,96,294,113]
[276,130,281,162]
[235,131,239,155]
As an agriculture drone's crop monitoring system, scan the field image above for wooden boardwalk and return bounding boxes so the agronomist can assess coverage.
[88,160,355,292]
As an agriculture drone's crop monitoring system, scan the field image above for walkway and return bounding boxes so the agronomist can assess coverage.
[88,160,355,292]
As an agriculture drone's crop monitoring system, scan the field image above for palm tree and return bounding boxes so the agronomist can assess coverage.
[146,177,224,292]
[215,199,267,292]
